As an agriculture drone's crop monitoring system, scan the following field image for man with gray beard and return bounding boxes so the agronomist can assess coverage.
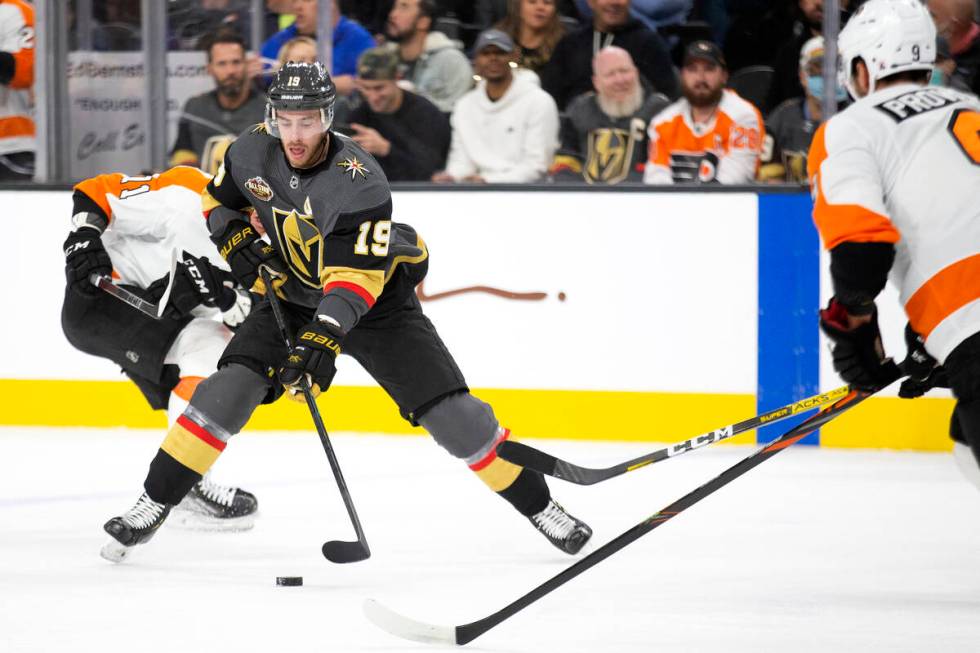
[550,46,668,184]
[170,31,266,175]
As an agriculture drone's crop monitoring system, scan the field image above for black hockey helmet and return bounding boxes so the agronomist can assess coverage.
[264,61,336,137]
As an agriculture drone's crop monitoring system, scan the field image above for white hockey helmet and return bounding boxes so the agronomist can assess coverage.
[837,0,936,98]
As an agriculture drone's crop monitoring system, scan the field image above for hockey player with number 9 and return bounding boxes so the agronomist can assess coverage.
[61,166,259,562]
[810,0,980,490]
[101,61,593,562]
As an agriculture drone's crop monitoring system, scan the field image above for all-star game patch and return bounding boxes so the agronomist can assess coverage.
[245,176,274,202]
[338,157,370,181]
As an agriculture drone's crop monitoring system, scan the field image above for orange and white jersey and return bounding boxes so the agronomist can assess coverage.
[808,83,980,363]
[73,166,226,290]
[643,89,764,184]
[0,0,34,155]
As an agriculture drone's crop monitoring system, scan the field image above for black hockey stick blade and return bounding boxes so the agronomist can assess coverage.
[322,540,371,564]
[260,268,371,564]
[496,384,851,485]
[364,386,879,646]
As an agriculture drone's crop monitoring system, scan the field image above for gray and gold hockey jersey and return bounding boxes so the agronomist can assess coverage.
[203,125,427,331]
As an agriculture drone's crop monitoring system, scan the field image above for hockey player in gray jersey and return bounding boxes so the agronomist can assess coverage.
[102,62,593,560]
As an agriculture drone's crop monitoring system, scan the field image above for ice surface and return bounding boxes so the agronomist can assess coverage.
[2,427,978,652]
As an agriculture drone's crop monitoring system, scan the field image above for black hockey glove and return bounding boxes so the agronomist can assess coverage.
[146,252,239,319]
[278,318,344,401]
[898,322,949,399]
[63,228,112,296]
[211,220,288,295]
[819,298,902,391]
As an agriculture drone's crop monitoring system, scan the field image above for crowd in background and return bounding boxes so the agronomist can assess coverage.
[11,0,980,185]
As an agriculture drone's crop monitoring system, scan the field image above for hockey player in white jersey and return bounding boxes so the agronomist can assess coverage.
[61,166,259,561]
[809,0,980,491]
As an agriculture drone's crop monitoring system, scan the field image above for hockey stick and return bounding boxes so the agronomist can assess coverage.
[496,384,851,485]
[89,248,180,320]
[364,385,882,646]
[260,267,371,564]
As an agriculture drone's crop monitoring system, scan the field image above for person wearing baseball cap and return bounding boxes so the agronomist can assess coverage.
[759,35,836,182]
[345,47,450,182]
[644,39,765,185]
[432,28,559,183]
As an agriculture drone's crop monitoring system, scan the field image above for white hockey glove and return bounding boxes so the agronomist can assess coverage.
[221,286,252,329]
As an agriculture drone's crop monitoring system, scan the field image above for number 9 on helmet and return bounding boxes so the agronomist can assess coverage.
[837,0,936,99]
[264,61,337,138]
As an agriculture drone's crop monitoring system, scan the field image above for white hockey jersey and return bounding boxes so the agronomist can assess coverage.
[808,83,980,362]
[73,166,229,291]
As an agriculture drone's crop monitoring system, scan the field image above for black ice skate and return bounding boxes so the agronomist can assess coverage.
[529,499,593,555]
[169,473,258,532]
[101,492,171,563]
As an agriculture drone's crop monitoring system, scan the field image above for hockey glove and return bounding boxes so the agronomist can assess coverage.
[63,228,112,296]
[819,298,902,391]
[211,220,288,295]
[221,287,253,329]
[278,318,343,401]
[898,322,949,399]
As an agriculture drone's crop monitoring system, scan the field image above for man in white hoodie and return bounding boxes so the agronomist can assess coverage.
[432,29,560,184]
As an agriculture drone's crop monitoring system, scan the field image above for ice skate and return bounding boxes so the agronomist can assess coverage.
[101,493,171,563]
[169,473,258,532]
[529,499,592,555]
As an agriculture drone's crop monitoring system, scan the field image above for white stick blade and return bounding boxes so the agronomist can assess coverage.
[363,599,456,645]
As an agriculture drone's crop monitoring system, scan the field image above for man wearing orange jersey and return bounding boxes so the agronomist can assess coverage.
[810,0,980,491]
[61,166,259,553]
[643,40,764,185]
[0,0,35,181]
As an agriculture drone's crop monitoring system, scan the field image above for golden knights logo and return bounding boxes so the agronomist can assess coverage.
[271,196,323,288]
[584,118,646,184]
[200,135,235,177]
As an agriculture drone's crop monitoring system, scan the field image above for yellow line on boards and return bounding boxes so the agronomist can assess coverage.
[0,379,955,450]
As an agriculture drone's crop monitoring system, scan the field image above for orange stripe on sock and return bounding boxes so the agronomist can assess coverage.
[172,376,204,402]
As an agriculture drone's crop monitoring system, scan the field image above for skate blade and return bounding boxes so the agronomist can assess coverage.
[100,538,135,564]
[167,510,256,533]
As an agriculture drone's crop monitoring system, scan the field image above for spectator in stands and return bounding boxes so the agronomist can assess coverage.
[540,0,678,110]
[0,0,34,181]
[644,40,764,185]
[346,48,450,181]
[477,0,582,26]
[261,0,374,95]
[758,36,836,183]
[928,0,980,95]
[277,35,318,65]
[384,0,474,112]
[572,0,692,33]
[550,46,668,183]
[495,0,567,72]
[432,29,559,183]
[170,31,266,175]
[765,0,855,113]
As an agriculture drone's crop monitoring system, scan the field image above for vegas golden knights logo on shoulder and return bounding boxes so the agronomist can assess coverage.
[200,135,235,177]
[272,197,323,288]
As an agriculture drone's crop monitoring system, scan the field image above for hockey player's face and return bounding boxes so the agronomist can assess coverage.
[681,60,727,108]
[277,109,327,168]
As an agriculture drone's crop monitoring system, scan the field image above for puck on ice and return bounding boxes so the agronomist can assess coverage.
[276,576,303,586]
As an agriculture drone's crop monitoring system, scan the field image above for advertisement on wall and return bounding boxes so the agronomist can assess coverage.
[67,51,214,179]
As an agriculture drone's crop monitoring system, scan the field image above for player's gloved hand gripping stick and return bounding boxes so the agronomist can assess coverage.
[260,267,371,564]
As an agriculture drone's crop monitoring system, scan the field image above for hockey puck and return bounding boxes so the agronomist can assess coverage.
[276,576,303,587]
